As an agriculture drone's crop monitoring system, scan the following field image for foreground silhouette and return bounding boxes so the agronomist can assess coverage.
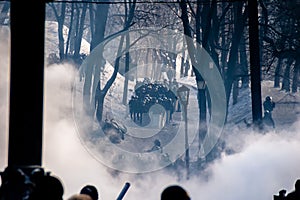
[274,179,300,200]
[67,185,99,200]
[286,179,300,200]
[161,185,190,200]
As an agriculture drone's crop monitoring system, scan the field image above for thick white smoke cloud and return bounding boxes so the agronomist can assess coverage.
[42,64,300,200]
[187,129,300,200]
[1,26,300,200]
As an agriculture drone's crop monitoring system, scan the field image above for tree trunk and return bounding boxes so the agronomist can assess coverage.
[83,3,109,113]
[180,39,186,78]
[74,3,87,59]
[0,2,9,25]
[58,3,66,61]
[281,57,293,92]
[95,0,136,122]
[248,0,263,124]
[292,57,299,93]
[122,34,130,105]
[95,36,124,122]
[179,0,208,161]
[225,2,248,104]
[90,3,109,51]
[240,33,249,88]
[122,0,136,105]
[232,79,239,105]
[50,2,66,61]
[274,56,283,88]
[65,3,74,58]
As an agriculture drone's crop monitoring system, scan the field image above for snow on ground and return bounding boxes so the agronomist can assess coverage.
[45,21,90,57]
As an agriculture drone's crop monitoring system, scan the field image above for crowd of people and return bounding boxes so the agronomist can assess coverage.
[67,183,191,200]
[128,79,179,126]
[0,166,190,200]
[0,165,299,200]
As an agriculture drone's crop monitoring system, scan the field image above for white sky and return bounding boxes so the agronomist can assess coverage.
[1,22,300,200]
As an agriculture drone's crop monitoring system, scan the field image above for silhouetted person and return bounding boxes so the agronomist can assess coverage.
[172,156,185,181]
[286,179,300,200]
[30,174,64,200]
[0,167,64,200]
[67,194,92,200]
[274,189,286,200]
[80,185,99,200]
[263,96,276,128]
[161,185,190,200]
[146,139,162,153]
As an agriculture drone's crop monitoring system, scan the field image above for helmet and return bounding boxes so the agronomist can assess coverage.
[266,96,271,101]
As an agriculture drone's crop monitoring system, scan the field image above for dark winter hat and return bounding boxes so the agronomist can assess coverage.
[161,185,190,200]
[80,185,98,200]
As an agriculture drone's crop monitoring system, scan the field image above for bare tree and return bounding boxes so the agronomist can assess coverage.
[0,2,9,25]
[261,0,300,93]
[95,0,136,122]
[49,2,66,61]
[82,1,110,115]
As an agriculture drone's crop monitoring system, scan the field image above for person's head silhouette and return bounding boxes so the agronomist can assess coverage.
[80,185,98,200]
[161,185,190,200]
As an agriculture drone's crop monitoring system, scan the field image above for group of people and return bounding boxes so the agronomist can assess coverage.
[68,179,300,200]
[128,79,179,125]
[1,165,298,200]
[69,184,190,200]
[70,179,300,200]
[0,165,190,200]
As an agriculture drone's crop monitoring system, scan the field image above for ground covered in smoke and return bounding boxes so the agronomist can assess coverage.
[1,24,300,200]
[43,67,300,200]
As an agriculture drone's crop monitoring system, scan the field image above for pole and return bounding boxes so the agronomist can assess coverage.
[248,0,263,126]
[116,182,130,200]
[8,0,46,167]
[0,1,48,198]
[184,104,189,180]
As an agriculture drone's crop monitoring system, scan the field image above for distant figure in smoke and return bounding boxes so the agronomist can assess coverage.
[161,185,190,200]
[172,155,185,181]
[263,96,276,128]
[146,139,163,153]
[286,179,300,200]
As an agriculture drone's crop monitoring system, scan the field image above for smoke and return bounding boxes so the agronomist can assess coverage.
[42,63,178,199]
[187,128,300,200]
[42,62,300,200]
[1,26,300,200]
